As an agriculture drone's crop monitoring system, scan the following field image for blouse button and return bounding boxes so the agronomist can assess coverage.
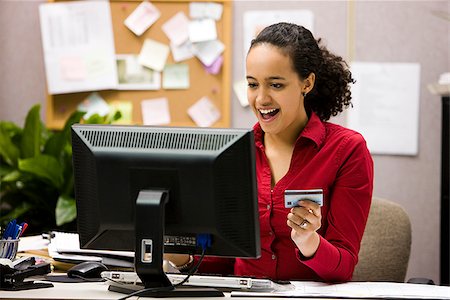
[271,254,276,260]
[269,231,273,236]
[266,204,270,210]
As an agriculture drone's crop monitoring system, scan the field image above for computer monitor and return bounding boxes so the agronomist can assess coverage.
[71,124,261,295]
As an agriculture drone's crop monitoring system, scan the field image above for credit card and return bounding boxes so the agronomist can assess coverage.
[284,189,323,208]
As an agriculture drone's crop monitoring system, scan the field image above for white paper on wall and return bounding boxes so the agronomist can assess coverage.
[189,19,217,43]
[141,98,171,125]
[124,1,160,36]
[188,97,221,127]
[347,62,421,156]
[138,39,170,72]
[162,12,190,46]
[189,2,223,20]
[243,10,314,57]
[39,1,118,94]
[193,40,225,67]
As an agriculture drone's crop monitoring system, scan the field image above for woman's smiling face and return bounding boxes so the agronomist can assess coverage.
[246,43,310,138]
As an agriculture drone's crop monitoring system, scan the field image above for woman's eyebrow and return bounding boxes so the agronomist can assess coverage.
[246,75,287,81]
[266,76,286,81]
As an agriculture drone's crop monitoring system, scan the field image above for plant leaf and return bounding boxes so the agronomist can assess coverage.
[84,113,104,124]
[20,104,41,158]
[112,110,122,121]
[0,201,33,224]
[55,195,76,226]
[2,170,21,182]
[0,125,20,166]
[43,110,84,160]
[63,110,86,141]
[43,132,65,158]
[0,164,14,177]
[18,155,64,189]
[0,121,22,136]
[64,110,86,129]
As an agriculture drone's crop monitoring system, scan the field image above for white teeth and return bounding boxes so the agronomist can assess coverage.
[259,108,278,114]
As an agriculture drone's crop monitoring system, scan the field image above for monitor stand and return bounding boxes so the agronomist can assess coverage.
[108,283,224,298]
[109,190,223,298]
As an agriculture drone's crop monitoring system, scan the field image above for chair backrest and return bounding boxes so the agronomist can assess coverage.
[352,197,412,282]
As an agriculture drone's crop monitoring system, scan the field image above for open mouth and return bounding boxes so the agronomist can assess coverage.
[259,108,280,120]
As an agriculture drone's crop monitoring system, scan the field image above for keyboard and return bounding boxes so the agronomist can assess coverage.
[101,271,278,291]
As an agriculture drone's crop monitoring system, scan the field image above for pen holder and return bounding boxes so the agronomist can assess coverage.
[0,239,19,260]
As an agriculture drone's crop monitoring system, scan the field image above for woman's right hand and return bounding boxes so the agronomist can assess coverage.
[163,253,191,268]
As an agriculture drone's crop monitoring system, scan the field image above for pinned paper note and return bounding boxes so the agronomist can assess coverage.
[59,55,86,81]
[163,64,189,90]
[77,92,110,119]
[138,39,170,72]
[189,2,223,20]
[109,101,133,124]
[162,12,189,46]
[188,97,221,127]
[171,40,195,63]
[141,98,171,125]
[124,1,160,36]
[116,54,161,90]
[233,78,249,107]
[193,40,225,67]
[189,19,217,43]
[203,55,223,75]
[85,51,115,79]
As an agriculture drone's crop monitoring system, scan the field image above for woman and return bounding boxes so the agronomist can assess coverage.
[169,22,373,282]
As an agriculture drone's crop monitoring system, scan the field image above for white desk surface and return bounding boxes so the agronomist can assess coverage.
[0,281,290,300]
[1,280,450,300]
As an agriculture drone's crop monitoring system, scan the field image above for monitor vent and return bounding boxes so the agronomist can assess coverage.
[79,129,238,151]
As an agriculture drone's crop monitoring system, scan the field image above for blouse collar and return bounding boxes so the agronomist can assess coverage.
[253,112,326,149]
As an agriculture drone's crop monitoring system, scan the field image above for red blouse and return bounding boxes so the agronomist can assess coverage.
[197,113,374,282]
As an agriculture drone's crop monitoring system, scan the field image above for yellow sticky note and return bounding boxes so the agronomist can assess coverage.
[109,101,133,124]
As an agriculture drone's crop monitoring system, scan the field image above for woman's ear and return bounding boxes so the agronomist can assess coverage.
[302,73,316,96]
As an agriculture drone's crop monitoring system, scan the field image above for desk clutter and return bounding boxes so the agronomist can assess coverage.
[46,231,133,268]
[1,231,450,298]
[0,220,53,291]
[0,258,53,291]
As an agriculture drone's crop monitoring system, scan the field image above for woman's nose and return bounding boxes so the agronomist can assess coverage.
[255,88,270,104]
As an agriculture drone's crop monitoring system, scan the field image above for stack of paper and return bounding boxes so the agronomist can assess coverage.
[231,281,450,299]
[47,232,133,268]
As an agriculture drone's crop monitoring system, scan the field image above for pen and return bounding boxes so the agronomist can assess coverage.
[18,222,28,237]
[2,219,16,239]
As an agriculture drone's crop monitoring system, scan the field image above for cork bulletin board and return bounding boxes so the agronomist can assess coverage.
[45,0,232,129]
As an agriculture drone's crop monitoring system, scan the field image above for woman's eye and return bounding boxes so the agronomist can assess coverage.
[248,83,258,89]
[271,83,283,89]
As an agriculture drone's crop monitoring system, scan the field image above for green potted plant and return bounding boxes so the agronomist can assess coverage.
[0,104,120,234]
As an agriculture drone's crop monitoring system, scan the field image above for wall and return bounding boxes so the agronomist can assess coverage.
[0,0,46,125]
[0,0,448,284]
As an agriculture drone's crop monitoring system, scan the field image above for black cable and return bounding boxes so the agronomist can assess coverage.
[116,248,206,300]
[71,274,106,282]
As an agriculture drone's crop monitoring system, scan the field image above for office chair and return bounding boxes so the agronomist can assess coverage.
[353,197,412,282]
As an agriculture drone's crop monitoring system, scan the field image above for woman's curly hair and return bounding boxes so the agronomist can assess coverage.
[249,22,354,121]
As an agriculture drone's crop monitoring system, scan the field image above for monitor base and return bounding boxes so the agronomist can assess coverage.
[108,283,224,298]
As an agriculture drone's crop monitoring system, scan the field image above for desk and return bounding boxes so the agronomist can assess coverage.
[2,282,269,300]
[1,280,449,300]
